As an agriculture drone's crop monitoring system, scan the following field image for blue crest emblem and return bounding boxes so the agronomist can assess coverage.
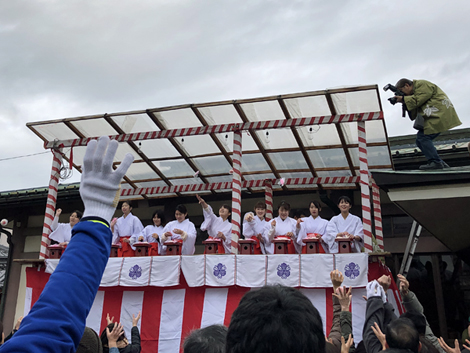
[129,265,142,280]
[213,263,227,279]
[344,262,360,279]
[277,263,291,279]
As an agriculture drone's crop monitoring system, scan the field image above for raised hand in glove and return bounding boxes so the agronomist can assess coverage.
[80,136,134,223]
[366,280,387,303]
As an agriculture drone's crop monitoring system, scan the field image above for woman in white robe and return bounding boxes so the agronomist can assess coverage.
[131,209,166,256]
[266,201,299,254]
[296,200,331,253]
[111,201,144,257]
[197,195,232,254]
[242,201,270,254]
[160,204,197,255]
[326,196,364,253]
[49,208,82,246]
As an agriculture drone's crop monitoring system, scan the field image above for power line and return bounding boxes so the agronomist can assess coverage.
[0,151,50,162]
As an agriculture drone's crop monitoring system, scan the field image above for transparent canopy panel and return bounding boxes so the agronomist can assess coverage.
[192,155,232,175]
[154,109,201,129]
[111,113,158,133]
[152,159,195,178]
[240,100,286,122]
[73,118,117,137]
[307,148,349,169]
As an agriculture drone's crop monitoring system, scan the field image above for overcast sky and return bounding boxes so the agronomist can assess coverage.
[1,0,469,192]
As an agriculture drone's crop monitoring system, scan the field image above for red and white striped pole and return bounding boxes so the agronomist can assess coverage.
[230,130,242,254]
[371,178,384,251]
[39,149,63,259]
[358,122,373,252]
[264,179,273,222]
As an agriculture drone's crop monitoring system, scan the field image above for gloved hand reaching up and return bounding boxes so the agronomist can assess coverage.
[80,136,134,223]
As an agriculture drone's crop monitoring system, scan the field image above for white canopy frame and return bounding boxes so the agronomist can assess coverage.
[28,86,391,257]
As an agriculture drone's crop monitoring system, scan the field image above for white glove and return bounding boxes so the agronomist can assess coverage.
[80,136,134,223]
[366,280,387,303]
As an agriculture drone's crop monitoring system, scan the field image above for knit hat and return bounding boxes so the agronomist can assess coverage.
[76,327,103,353]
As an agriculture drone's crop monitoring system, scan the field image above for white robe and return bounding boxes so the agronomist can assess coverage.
[242,212,270,254]
[200,205,232,254]
[266,216,299,254]
[326,213,364,253]
[112,213,144,250]
[130,224,164,244]
[49,223,74,244]
[297,216,330,252]
[161,218,197,255]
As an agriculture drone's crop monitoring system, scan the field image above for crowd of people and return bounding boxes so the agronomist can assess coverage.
[50,194,365,256]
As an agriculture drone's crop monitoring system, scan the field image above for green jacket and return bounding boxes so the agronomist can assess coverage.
[404,79,461,135]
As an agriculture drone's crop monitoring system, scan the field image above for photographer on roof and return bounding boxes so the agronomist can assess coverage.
[390,78,461,170]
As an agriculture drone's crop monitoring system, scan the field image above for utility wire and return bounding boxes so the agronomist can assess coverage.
[0,151,50,162]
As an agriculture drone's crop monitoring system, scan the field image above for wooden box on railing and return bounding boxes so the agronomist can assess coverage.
[274,238,290,254]
[203,238,221,254]
[239,239,256,255]
[134,242,151,257]
[48,245,64,259]
[164,240,182,256]
[303,237,320,254]
[110,244,121,258]
[335,237,351,253]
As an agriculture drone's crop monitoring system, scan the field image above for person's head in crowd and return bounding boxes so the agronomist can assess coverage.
[385,317,421,353]
[277,201,291,220]
[400,310,426,335]
[254,201,266,219]
[100,324,128,351]
[183,324,227,353]
[337,196,352,215]
[70,210,83,227]
[175,204,188,223]
[219,204,231,221]
[309,200,322,219]
[76,327,102,353]
[121,201,133,216]
[152,209,166,227]
[226,285,325,353]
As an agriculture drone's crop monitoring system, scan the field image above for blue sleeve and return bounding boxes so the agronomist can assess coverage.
[0,220,112,353]
[109,348,120,353]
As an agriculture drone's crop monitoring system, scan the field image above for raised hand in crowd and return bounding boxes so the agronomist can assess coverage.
[397,274,409,296]
[330,269,344,293]
[106,313,114,326]
[370,322,386,351]
[132,312,141,327]
[366,280,387,304]
[377,274,391,293]
[438,337,462,353]
[55,208,62,217]
[334,286,352,312]
[106,322,125,349]
[341,334,354,353]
